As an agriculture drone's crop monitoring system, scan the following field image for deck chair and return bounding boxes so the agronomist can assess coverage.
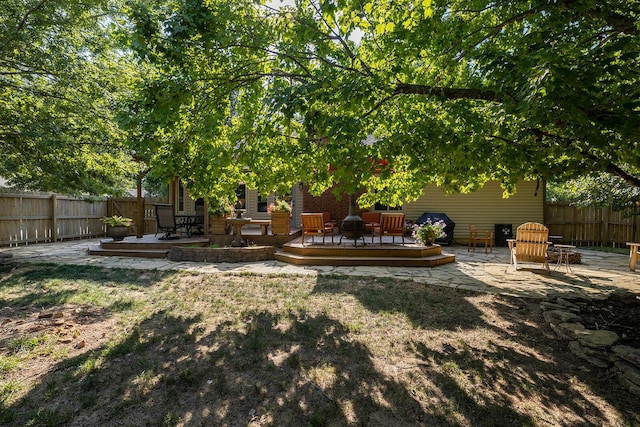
[511,222,550,272]
[322,211,336,235]
[301,213,334,245]
[361,212,381,236]
[468,224,494,253]
[373,213,405,245]
[154,204,180,240]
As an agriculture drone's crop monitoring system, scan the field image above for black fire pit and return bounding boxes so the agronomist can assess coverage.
[339,215,366,246]
[338,193,367,246]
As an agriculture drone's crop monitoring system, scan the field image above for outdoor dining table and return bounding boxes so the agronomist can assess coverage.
[174,214,204,238]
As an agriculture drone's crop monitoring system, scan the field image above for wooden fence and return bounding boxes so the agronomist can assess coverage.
[2,193,638,247]
[107,197,168,237]
[0,192,167,246]
[545,203,640,247]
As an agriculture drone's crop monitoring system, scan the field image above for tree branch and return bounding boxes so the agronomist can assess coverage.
[393,83,501,103]
[0,0,50,55]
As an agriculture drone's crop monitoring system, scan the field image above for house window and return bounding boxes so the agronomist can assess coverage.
[374,201,402,211]
[257,194,268,212]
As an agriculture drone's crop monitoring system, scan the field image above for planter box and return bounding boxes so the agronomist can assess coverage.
[270,212,291,235]
[209,216,230,235]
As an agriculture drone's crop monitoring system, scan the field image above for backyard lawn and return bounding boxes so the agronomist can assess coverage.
[0,264,638,426]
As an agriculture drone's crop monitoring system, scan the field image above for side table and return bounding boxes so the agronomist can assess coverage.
[554,244,576,272]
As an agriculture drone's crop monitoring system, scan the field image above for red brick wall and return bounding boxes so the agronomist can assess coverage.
[302,186,368,223]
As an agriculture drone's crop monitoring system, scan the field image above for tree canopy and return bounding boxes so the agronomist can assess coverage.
[0,0,138,195]
[2,1,638,204]
[121,0,639,206]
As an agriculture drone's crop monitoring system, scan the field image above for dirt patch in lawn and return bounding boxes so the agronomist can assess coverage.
[0,265,638,426]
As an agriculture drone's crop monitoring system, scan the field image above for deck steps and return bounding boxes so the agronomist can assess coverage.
[275,240,456,267]
[274,251,455,267]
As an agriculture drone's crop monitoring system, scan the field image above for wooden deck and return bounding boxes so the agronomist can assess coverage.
[88,234,211,258]
[276,237,455,267]
[88,227,301,258]
[87,231,456,267]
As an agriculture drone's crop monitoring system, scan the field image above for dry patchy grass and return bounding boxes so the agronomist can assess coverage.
[0,264,638,426]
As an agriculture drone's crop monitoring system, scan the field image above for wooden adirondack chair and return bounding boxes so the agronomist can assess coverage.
[301,213,334,245]
[373,213,406,244]
[511,222,550,272]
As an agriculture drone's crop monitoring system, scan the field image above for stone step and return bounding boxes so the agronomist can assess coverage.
[88,244,169,258]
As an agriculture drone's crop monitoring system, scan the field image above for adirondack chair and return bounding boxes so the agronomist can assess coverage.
[373,213,406,244]
[154,204,180,240]
[301,213,334,245]
[511,222,550,272]
[468,224,494,253]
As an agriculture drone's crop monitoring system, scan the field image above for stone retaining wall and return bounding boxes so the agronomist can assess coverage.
[541,293,640,397]
[168,246,274,263]
[0,252,13,266]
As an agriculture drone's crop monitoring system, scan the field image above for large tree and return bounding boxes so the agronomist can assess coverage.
[0,0,138,195]
[123,0,639,206]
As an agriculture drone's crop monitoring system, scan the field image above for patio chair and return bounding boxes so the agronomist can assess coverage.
[468,224,494,253]
[154,204,180,240]
[510,222,550,272]
[373,213,405,245]
[322,211,336,235]
[301,213,334,245]
[361,211,381,236]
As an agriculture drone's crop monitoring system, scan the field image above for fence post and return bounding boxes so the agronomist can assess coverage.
[51,194,58,242]
[601,207,609,247]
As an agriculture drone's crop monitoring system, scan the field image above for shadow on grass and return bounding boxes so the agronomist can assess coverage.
[2,309,440,426]
[313,274,640,426]
[1,269,638,426]
[0,264,172,310]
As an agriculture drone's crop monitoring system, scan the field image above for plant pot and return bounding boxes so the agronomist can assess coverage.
[109,225,128,242]
[270,211,291,235]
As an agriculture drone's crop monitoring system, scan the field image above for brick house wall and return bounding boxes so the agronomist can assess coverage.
[301,186,368,223]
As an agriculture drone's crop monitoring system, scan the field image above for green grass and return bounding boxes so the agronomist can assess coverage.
[580,245,630,255]
[0,264,637,426]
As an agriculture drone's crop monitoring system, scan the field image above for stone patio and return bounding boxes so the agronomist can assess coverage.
[2,239,638,299]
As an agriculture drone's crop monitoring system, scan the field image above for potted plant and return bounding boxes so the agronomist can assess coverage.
[268,199,291,235]
[208,200,233,235]
[412,219,446,246]
[103,215,133,241]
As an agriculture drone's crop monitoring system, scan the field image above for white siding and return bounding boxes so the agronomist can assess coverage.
[404,180,544,244]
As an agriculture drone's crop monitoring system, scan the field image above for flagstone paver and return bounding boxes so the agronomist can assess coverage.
[2,239,638,299]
